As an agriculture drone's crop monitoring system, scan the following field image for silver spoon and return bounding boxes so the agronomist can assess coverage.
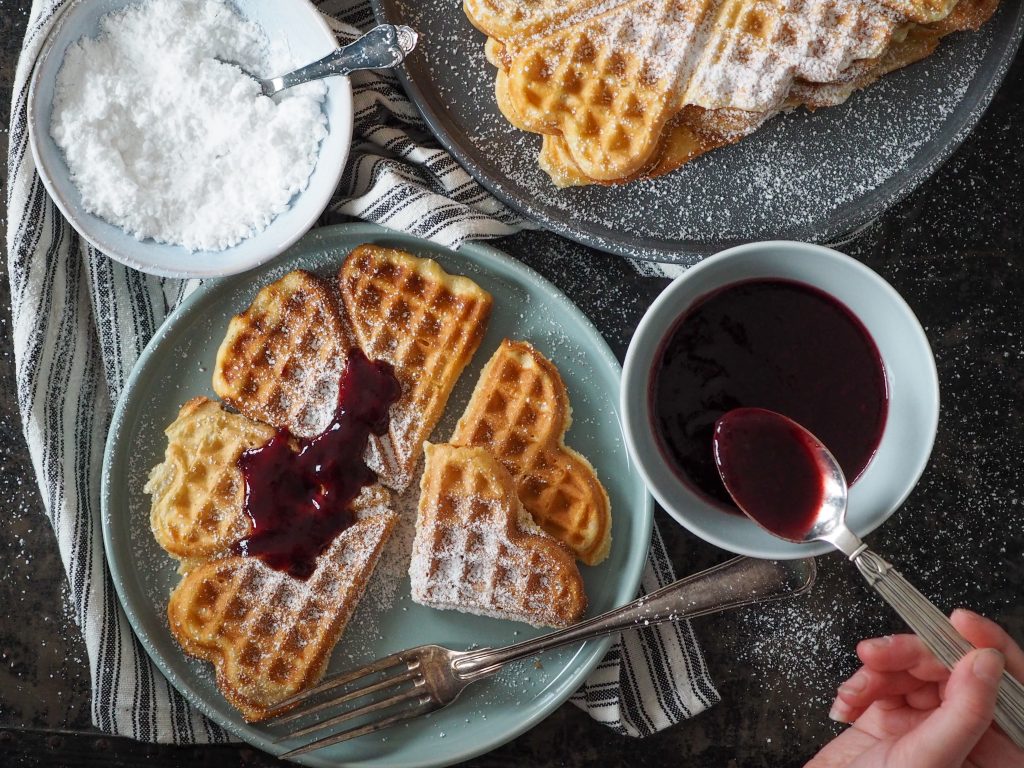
[227,24,418,98]
[714,407,1024,748]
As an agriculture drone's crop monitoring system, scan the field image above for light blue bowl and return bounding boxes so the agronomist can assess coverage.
[28,0,352,278]
[621,241,940,559]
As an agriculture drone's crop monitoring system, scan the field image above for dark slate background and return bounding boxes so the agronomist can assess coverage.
[1,1,1021,765]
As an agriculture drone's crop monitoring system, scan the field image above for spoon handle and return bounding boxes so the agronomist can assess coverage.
[265,25,418,94]
[854,548,1024,748]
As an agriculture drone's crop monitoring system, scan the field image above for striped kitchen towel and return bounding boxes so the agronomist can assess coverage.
[6,0,717,744]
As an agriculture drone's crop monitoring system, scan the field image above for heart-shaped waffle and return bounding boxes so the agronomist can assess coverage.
[146,396,393,569]
[451,340,612,565]
[410,443,586,628]
[496,0,901,181]
[338,244,492,492]
[168,512,397,721]
[213,270,353,439]
[468,0,984,185]
[146,397,276,563]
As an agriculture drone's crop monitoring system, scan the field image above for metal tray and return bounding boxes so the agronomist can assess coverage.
[372,0,1023,265]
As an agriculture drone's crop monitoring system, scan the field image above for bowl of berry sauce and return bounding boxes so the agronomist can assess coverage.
[621,241,939,559]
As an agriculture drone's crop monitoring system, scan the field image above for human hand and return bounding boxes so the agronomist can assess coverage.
[806,609,1024,768]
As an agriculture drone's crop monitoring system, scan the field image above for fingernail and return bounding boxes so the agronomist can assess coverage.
[828,698,852,724]
[972,648,1005,684]
[863,635,893,650]
[838,671,867,695]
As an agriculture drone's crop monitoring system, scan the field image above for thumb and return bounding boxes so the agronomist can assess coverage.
[897,647,1004,767]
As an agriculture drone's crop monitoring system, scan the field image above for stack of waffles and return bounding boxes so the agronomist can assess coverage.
[464,0,999,186]
[146,245,494,720]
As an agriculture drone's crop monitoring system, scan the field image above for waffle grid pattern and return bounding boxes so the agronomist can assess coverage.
[410,444,586,628]
[168,514,397,722]
[339,245,492,491]
[468,0,990,184]
[452,340,612,565]
[213,270,350,438]
[147,397,276,560]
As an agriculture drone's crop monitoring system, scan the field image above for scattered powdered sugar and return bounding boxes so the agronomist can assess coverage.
[505,0,900,115]
[50,0,328,252]
[356,468,423,618]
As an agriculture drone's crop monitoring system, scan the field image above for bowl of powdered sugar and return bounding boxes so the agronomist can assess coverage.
[28,0,353,277]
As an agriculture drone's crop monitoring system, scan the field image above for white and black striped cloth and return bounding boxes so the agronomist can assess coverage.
[6,0,718,744]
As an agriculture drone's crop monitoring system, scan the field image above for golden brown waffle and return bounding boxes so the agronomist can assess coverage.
[451,340,612,566]
[465,0,608,40]
[168,512,397,722]
[539,109,735,187]
[531,0,994,186]
[471,0,993,185]
[338,245,493,492]
[146,397,275,562]
[410,443,586,627]
[146,396,393,567]
[492,0,899,181]
[213,270,351,439]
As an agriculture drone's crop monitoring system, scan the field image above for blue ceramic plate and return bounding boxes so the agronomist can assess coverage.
[101,223,652,767]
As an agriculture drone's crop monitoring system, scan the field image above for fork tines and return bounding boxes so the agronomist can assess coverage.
[266,649,438,758]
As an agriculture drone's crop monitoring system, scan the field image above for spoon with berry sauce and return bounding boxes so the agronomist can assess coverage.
[714,407,1024,748]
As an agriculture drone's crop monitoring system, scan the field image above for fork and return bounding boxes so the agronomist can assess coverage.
[268,556,817,758]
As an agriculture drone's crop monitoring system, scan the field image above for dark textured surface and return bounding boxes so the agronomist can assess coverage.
[1,1,1023,766]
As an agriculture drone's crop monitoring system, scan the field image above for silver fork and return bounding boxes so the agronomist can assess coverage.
[268,556,817,758]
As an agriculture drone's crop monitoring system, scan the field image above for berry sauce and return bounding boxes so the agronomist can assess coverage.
[233,349,401,579]
[650,279,887,510]
[713,408,825,540]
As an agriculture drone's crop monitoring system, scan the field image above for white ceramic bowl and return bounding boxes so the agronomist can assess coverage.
[621,241,940,559]
[27,0,352,278]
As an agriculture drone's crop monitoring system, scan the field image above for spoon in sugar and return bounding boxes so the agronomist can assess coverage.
[225,24,418,98]
[713,407,1024,748]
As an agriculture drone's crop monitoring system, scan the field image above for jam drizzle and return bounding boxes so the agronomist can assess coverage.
[233,348,401,580]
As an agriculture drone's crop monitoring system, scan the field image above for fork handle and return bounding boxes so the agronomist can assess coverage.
[453,556,816,678]
[853,549,1024,749]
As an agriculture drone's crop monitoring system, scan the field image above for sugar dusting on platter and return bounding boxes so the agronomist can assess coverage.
[380,0,1011,259]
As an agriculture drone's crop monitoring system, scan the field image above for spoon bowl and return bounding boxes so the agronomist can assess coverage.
[713,407,863,555]
[619,241,940,560]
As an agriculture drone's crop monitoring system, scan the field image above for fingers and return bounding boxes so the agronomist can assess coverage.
[951,608,1024,681]
[904,684,943,712]
[829,666,932,723]
[856,634,951,680]
[855,611,1024,683]
[895,648,1005,768]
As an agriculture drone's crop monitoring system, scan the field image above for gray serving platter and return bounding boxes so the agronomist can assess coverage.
[372,0,1024,264]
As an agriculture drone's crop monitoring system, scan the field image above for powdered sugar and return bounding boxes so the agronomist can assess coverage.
[50,0,328,252]
[409,444,585,628]
[503,0,901,115]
